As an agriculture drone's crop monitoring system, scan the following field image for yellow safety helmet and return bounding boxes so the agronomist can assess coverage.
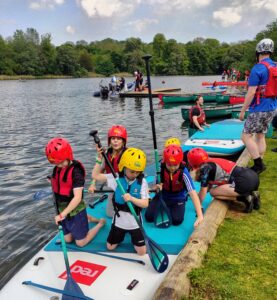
[164,137,181,148]
[118,148,146,172]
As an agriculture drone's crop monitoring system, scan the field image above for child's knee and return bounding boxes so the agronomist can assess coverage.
[75,239,86,248]
[107,243,117,250]
[172,217,184,226]
[135,246,146,256]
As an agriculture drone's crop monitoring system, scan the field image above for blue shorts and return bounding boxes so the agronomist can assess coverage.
[61,209,89,241]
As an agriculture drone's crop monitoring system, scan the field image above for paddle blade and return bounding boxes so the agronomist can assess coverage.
[62,274,86,300]
[33,189,52,200]
[154,194,172,228]
[145,236,169,273]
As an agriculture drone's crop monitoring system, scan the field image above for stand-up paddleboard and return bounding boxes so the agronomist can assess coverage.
[0,171,212,300]
[182,119,245,156]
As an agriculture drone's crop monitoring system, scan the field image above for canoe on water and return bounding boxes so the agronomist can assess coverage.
[202,81,248,87]
[182,119,245,156]
[0,169,212,300]
[162,93,230,104]
[181,104,243,121]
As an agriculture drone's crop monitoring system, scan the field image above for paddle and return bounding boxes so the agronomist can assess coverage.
[143,54,171,228]
[55,240,145,265]
[22,281,93,300]
[34,188,113,201]
[51,182,90,300]
[89,130,169,273]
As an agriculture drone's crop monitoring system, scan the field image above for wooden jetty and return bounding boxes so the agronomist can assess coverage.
[119,87,181,98]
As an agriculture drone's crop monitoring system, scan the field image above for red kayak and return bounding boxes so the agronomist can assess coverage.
[202,81,248,87]
[229,96,245,104]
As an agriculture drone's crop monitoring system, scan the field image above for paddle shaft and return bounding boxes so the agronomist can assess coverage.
[50,179,72,277]
[22,281,93,300]
[143,54,160,182]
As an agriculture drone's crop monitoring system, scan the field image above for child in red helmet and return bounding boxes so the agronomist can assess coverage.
[187,147,260,213]
[145,144,203,227]
[45,137,105,247]
[89,125,127,217]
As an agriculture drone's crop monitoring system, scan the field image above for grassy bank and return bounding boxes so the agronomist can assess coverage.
[188,137,277,300]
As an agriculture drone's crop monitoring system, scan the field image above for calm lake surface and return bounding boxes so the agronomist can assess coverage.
[0,75,218,288]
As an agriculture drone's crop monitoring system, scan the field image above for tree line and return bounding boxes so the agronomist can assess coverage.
[0,20,276,77]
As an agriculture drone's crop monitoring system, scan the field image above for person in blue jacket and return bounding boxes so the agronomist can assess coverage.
[239,38,277,174]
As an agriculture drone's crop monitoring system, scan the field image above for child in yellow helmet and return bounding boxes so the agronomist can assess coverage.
[92,148,149,255]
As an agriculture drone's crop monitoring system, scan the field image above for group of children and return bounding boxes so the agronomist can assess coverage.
[45,125,260,256]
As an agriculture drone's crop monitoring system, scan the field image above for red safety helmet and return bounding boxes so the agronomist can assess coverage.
[108,125,127,144]
[187,148,209,169]
[163,145,183,165]
[45,137,73,164]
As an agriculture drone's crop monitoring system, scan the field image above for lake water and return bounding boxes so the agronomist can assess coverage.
[0,74,218,289]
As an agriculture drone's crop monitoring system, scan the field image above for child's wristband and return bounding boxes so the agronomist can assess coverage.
[90,180,96,185]
[95,159,102,165]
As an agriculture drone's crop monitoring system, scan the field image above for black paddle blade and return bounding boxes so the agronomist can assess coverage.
[62,274,86,300]
[154,194,172,228]
[145,237,169,273]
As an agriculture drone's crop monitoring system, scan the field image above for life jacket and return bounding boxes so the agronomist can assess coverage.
[161,163,185,193]
[112,174,143,216]
[189,106,206,125]
[104,148,125,174]
[254,61,277,104]
[204,158,236,186]
[51,160,86,215]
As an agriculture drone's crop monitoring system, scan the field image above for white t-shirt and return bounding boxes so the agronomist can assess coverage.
[105,174,149,230]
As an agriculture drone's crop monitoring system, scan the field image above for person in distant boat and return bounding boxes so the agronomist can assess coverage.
[189,96,210,133]
[134,70,141,91]
[110,75,117,93]
[244,70,250,81]
[89,125,128,217]
[145,144,203,227]
[236,70,241,81]
[118,77,125,91]
[187,148,260,213]
[45,137,105,247]
[92,148,149,255]
[239,38,277,174]
[221,70,227,81]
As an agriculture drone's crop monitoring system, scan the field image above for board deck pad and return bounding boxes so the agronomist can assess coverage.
[45,182,212,255]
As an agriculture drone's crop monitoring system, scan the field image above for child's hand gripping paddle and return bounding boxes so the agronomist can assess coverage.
[89,130,169,273]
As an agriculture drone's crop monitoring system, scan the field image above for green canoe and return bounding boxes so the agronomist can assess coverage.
[162,93,228,104]
[181,104,242,121]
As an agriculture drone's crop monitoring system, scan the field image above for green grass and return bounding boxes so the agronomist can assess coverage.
[188,137,277,300]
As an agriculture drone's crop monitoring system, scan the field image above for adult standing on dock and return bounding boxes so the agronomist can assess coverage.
[239,38,277,174]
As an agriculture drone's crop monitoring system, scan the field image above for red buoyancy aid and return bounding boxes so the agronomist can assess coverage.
[254,61,277,104]
[161,163,185,192]
[205,158,236,186]
[51,160,86,201]
[189,106,206,125]
[104,148,124,174]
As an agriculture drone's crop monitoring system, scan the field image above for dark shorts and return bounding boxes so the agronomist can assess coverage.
[230,166,259,196]
[243,111,276,134]
[61,209,89,241]
[107,224,145,247]
[145,192,187,226]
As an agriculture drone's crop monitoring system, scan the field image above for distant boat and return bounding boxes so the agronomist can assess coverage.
[181,104,243,121]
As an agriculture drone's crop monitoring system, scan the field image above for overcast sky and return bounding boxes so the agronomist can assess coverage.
[0,0,276,45]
